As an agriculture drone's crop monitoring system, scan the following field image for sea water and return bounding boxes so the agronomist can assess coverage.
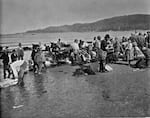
[0,30,148,48]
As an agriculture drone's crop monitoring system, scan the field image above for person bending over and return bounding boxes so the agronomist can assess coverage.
[10,60,27,85]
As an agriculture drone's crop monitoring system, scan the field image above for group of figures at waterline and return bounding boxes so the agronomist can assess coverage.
[0,30,150,88]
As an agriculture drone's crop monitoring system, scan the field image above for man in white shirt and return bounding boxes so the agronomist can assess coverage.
[71,39,80,63]
[95,36,101,49]
[71,39,79,54]
[10,60,27,85]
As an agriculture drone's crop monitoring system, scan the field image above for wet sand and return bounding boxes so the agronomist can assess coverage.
[1,59,150,117]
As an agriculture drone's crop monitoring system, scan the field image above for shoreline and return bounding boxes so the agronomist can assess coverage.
[1,30,149,47]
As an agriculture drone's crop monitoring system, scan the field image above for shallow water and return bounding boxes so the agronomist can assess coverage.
[0,30,148,48]
[1,64,150,117]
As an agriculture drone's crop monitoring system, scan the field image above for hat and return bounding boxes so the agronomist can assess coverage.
[105,34,110,39]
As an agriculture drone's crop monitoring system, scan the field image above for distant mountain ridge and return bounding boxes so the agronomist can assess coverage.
[27,14,150,33]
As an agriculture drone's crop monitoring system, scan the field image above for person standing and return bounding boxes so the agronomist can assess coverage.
[133,43,145,68]
[101,34,109,51]
[34,48,43,74]
[125,39,134,65]
[41,50,46,69]
[71,39,80,63]
[96,48,107,72]
[101,34,110,64]
[95,36,101,49]
[92,37,96,50]
[79,40,83,49]
[0,47,11,79]
[56,38,62,49]
[113,37,120,61]
[145,31,150,48]
[142,47,150,68]
[17,43,24,60]
[136,33,146,50]
[31,47,38,73]
[105,39,114,63]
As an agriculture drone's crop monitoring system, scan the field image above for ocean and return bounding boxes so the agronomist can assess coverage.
[0,30,148,48]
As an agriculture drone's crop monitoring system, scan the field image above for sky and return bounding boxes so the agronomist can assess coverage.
[0,0,150,34]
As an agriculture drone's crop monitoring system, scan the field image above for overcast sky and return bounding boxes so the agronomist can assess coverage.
[1,0,150,34]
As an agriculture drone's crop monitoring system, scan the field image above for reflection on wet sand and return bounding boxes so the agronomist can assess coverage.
[1,85,30,117]
[33,74,46,98]
[1,65,150,117]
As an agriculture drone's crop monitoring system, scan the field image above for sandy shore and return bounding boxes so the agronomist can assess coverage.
[0,49,150,117]
[1,54,150,117]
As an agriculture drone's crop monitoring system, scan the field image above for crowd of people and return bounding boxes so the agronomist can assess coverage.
[70,31,150,71]
[0,43,27,85]
[0,31,150,85]
[30,31,150,73]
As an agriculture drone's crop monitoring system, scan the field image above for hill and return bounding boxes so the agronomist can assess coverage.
[27,14,150,33]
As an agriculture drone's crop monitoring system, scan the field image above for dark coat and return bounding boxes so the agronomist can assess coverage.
[101,40,107,51]
[1,52,9,64]
[11,53,17,62]
[31,49,37,61]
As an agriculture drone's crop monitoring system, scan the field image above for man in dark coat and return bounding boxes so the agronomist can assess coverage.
[0,47,11,79]
[31,47,38,73]
[142,47,150,68]
[17,43,24,60]
[101,34,109,51]
[136,33,146,50]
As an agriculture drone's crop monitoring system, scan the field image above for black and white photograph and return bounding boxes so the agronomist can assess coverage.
[0,0,150,117]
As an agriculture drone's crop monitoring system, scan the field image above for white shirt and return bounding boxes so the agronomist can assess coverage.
[71,42,79,53]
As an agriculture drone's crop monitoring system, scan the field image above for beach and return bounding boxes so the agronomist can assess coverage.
[1,31,150,117]
[1,0,150,117]
[1,52,150,117]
